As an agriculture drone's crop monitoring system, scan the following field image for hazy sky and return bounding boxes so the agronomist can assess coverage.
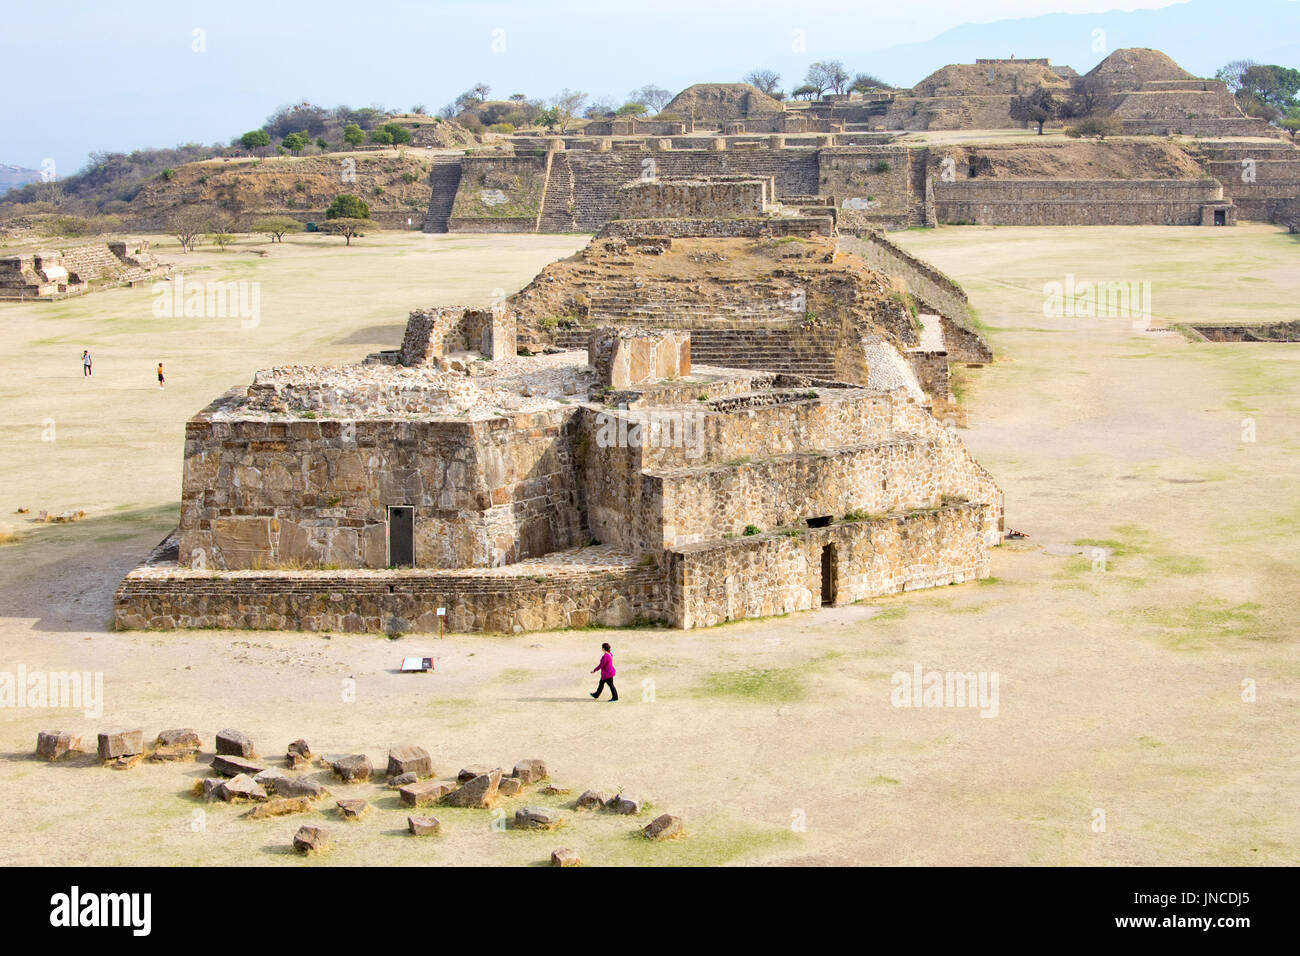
[3,0,1193,171]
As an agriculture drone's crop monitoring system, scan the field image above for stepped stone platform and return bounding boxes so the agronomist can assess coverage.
[0,240,169,300]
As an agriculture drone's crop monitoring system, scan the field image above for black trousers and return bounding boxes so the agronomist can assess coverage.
[594,677,618,699]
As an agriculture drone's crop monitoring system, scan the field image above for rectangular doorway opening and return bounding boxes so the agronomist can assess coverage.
[806,515,832,528]
[388,506,414,568]
[1214,209,1226,226]
[820,544,838,606]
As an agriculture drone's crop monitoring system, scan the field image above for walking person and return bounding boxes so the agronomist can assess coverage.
[81,350,92,377]
[590,642,618,701]
[157,362,165,389]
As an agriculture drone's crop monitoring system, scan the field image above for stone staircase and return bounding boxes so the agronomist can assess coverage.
[906,148,931,227]
[422,156,465,233]
[552,325,840,378]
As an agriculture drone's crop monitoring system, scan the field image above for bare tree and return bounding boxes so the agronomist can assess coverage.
[806,61,849,96]
[168,207,210,252]
[631,84,672,113]
[744,70,781,96]
[549,89,588,132]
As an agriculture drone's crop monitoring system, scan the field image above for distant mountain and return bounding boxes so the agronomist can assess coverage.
[859,0,1300,88]
[0,165,43,197]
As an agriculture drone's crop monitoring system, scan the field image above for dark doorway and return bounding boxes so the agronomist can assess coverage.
[806,515,832,528]
[1214,209,1226,226]
[388,506,414,567]
[820,544,837,606]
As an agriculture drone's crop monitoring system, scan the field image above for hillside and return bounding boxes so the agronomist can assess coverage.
[105,151,446,230]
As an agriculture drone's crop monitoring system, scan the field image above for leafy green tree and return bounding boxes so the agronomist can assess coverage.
[378,122,412,144]
[343,123,365,146]
[240,129,271,151]
[368,128,394,145]
[282,132,308,154]
[616,102,649,116]
[325,194,371,219]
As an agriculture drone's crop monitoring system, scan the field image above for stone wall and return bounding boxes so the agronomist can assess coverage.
[599,216,833,238]
[400,307,516,364]
[615,178,771,219]
[588,327,691,388]
[116,538,667,633]
[817,146,916,229]
[177,404,586,571]
[666,503,990,628]
[934,178,1227,225]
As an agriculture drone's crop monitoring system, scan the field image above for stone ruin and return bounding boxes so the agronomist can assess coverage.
[0,240,168,300]
[115,174,1004,635]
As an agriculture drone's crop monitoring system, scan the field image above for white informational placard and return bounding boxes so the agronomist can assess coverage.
[436,607,446,616]
[400,657,434,672]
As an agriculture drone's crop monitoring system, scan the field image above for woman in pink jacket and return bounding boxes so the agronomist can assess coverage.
[590,642,618,701]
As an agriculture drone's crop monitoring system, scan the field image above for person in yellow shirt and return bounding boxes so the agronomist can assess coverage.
[157,362,165,389]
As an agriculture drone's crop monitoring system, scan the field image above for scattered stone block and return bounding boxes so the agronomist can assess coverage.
[293,825,329,853]
[389,772,418,789]
[215,729,255,758]
[36,731,82,761]
[498,778,523,797]
[643,813,683,840]
[242,797,313,820]
[253,768,289,791]
[512,759,548,783]
[336,798,371,821]
[329,754,373,783]
[97,730,143,761]
[210,754,266,777]
[400,779,454,808]
[110,753,144,770]
[286,751,311,770]
[201,778,226,800]
[550,848,581,867]
[287,739,312,758]
[408,816,441,836]
[515,806,564,830]
[219,774,268,802]
[154,728,202,751]
[387,745,433,779]
[147,746,198,763]
[576,789,614,809]
[458,765,497,782]
[273,774,327,800]
[541,784,571,796]
[610,795,644,815]
[442,769,502,808]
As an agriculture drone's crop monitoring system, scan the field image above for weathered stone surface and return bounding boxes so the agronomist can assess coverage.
[540,784,571,796]
[550,847,581,867]
[388,772,418,789]
[329,754,373,783]
[293,825,329,853]
[242,797,313,819]
[154,728,202,751]
[336,798,371,820]
[515,806,564,830]
[219,774,268,802]
[442,769,502,808]
[400,779,454,807]
[387,745,433,779]
[97,730,143,761]
[36,731,82,761]
[286,751,311,770]
[147,746,198,763]
[497,777,523,797]
[215,729,255,757]
[610,794,644,815]
[408,815,441,836]
[287,739,312,758]
[210,754,266,777]
[512,759,548,783]
[458,765,497,783]
[576,789,614,809]
[272,774,327,800]
[201,777,226,800]
[253,767,289,791]
[643,813,684,840]
[110,753,144,770]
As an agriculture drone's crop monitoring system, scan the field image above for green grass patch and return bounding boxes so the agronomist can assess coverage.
[694,666,808,703]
